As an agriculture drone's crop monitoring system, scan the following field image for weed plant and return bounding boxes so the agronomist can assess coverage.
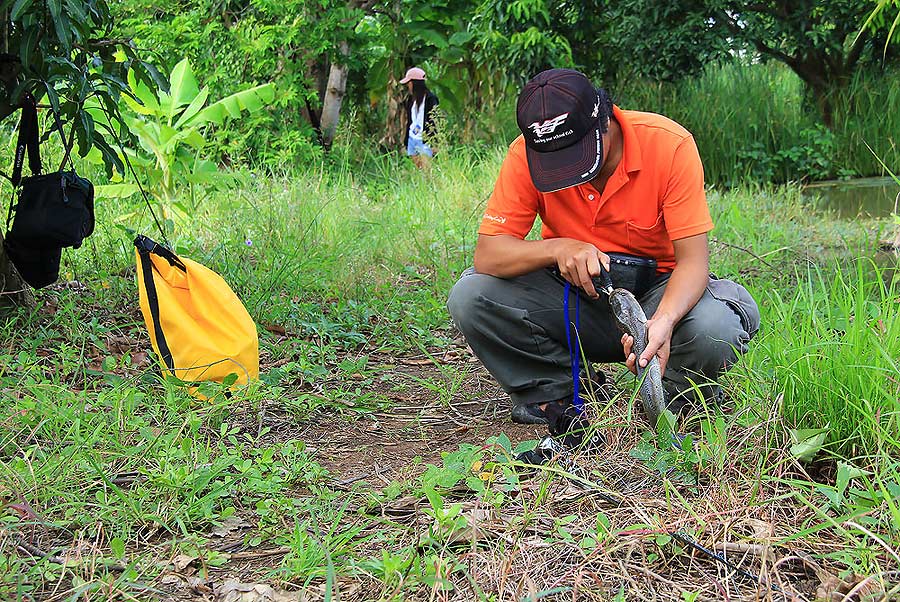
[748,260,900,459]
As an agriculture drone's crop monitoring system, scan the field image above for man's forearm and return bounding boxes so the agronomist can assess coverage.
[473,235,561,278]
[652,264,708,326]
[651,233,710,326]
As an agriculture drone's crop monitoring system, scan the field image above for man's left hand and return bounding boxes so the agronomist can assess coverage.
[621,314,675,376]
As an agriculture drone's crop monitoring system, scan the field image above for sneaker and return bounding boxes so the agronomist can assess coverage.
[544,400,605,451]
[511,403,548,425]
[514,435,563,465]
[510,371,611,425]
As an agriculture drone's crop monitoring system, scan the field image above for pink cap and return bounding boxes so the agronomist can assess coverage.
[399,67,426,84]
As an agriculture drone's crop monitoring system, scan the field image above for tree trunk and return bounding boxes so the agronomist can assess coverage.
[0,45,32,307]
[379,73,404,151]
[804,78,836,129]
[0,230,35,308]
[319,41,349,149]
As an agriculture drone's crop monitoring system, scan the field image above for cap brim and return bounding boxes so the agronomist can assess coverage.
[524,125,602,193]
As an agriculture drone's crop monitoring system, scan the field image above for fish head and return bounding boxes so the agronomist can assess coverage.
[609,288,636,317]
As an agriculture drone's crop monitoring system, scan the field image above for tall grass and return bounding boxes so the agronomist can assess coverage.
[615,62,900,186]
[744,261,900,460]
[834,69,900,177]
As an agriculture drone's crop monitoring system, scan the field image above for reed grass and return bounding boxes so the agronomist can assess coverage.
[615,61,900,186]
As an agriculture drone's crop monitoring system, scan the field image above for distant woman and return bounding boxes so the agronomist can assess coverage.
[400,66,439,167]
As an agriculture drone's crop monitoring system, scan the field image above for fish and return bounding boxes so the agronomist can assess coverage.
[608,288,667,426]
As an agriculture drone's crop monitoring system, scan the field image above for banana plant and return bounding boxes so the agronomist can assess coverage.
[94,58,275,225]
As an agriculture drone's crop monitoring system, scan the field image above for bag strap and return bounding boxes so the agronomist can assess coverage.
[134,235,186,373]
[41,83,75,170]
[135,234,186,271]
[11,93,41,187]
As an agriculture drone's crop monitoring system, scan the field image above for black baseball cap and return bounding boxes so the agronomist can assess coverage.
[516,69,604,193]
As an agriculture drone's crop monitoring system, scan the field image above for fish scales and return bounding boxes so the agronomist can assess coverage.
[609,288,666,426]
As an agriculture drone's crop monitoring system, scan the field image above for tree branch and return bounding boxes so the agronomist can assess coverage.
[720,11,803,71]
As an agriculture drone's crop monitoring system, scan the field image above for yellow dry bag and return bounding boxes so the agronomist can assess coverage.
[134,235,259,391]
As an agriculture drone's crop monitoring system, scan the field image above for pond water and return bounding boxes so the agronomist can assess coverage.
[803,177,900,218]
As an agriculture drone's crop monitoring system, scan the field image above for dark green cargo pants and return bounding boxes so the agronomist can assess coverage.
[447,267,759,414]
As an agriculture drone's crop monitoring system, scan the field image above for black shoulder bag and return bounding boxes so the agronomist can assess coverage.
[4,93,95,288]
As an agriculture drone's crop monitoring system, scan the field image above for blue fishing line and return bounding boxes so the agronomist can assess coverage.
[563,283,583,413]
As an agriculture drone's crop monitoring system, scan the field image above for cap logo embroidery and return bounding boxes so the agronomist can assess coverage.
[529,113,569,137]
[591,99,599,119]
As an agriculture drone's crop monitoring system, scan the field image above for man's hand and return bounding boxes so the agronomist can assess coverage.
[619,233,709,377]
[621,313,675,376]
[552,239,610,299]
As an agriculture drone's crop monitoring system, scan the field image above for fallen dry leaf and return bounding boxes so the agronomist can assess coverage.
[106,334,137,354]
[171,553,199,572]
[398,358,434,366]
[215,579,299,602]
[816,572,881,601]
[210,515,250,538]
[130,351,150,368]
[7,498,40,520]
[263,323,287,336]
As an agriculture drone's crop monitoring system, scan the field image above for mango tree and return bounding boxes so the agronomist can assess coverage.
[0,0,157,306]
[590,0,900,127]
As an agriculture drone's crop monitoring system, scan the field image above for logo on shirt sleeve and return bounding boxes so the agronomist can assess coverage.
[482,213,507,224]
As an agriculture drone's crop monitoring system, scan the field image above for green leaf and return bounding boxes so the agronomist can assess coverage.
[513,439,538,455]
[91,134,125,177]
[48,0,72,50]
[488,432,512,453]
[173,87,210,130]
[63,0,88,23]
[167,58,201,118]
[448,31,475,47]
[408,26,448,49]
[20,25,40,72]
[10,0,35,21]
[222,373,239,387]
[187,83,275,127]
[95,184,139,200]
[836,461,870,497]
[110,538,125,559]
[788,427,829,462]
[127,69,160,113]
[43,83,61,119]
[80,111,95,151]
[655,409,677,442]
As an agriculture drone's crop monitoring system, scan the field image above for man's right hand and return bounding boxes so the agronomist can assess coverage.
[473,234,609,296]
[552,239,610,299]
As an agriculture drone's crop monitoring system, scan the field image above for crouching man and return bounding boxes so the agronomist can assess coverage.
[447,69,759,448]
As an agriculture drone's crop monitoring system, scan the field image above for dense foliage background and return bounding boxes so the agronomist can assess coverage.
[100,0,900,185]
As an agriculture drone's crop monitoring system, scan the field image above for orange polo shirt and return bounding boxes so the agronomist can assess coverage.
[479,106,712,272]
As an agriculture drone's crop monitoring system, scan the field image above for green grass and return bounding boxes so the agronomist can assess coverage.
[2,146,900,599]
[748,260,900,459]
